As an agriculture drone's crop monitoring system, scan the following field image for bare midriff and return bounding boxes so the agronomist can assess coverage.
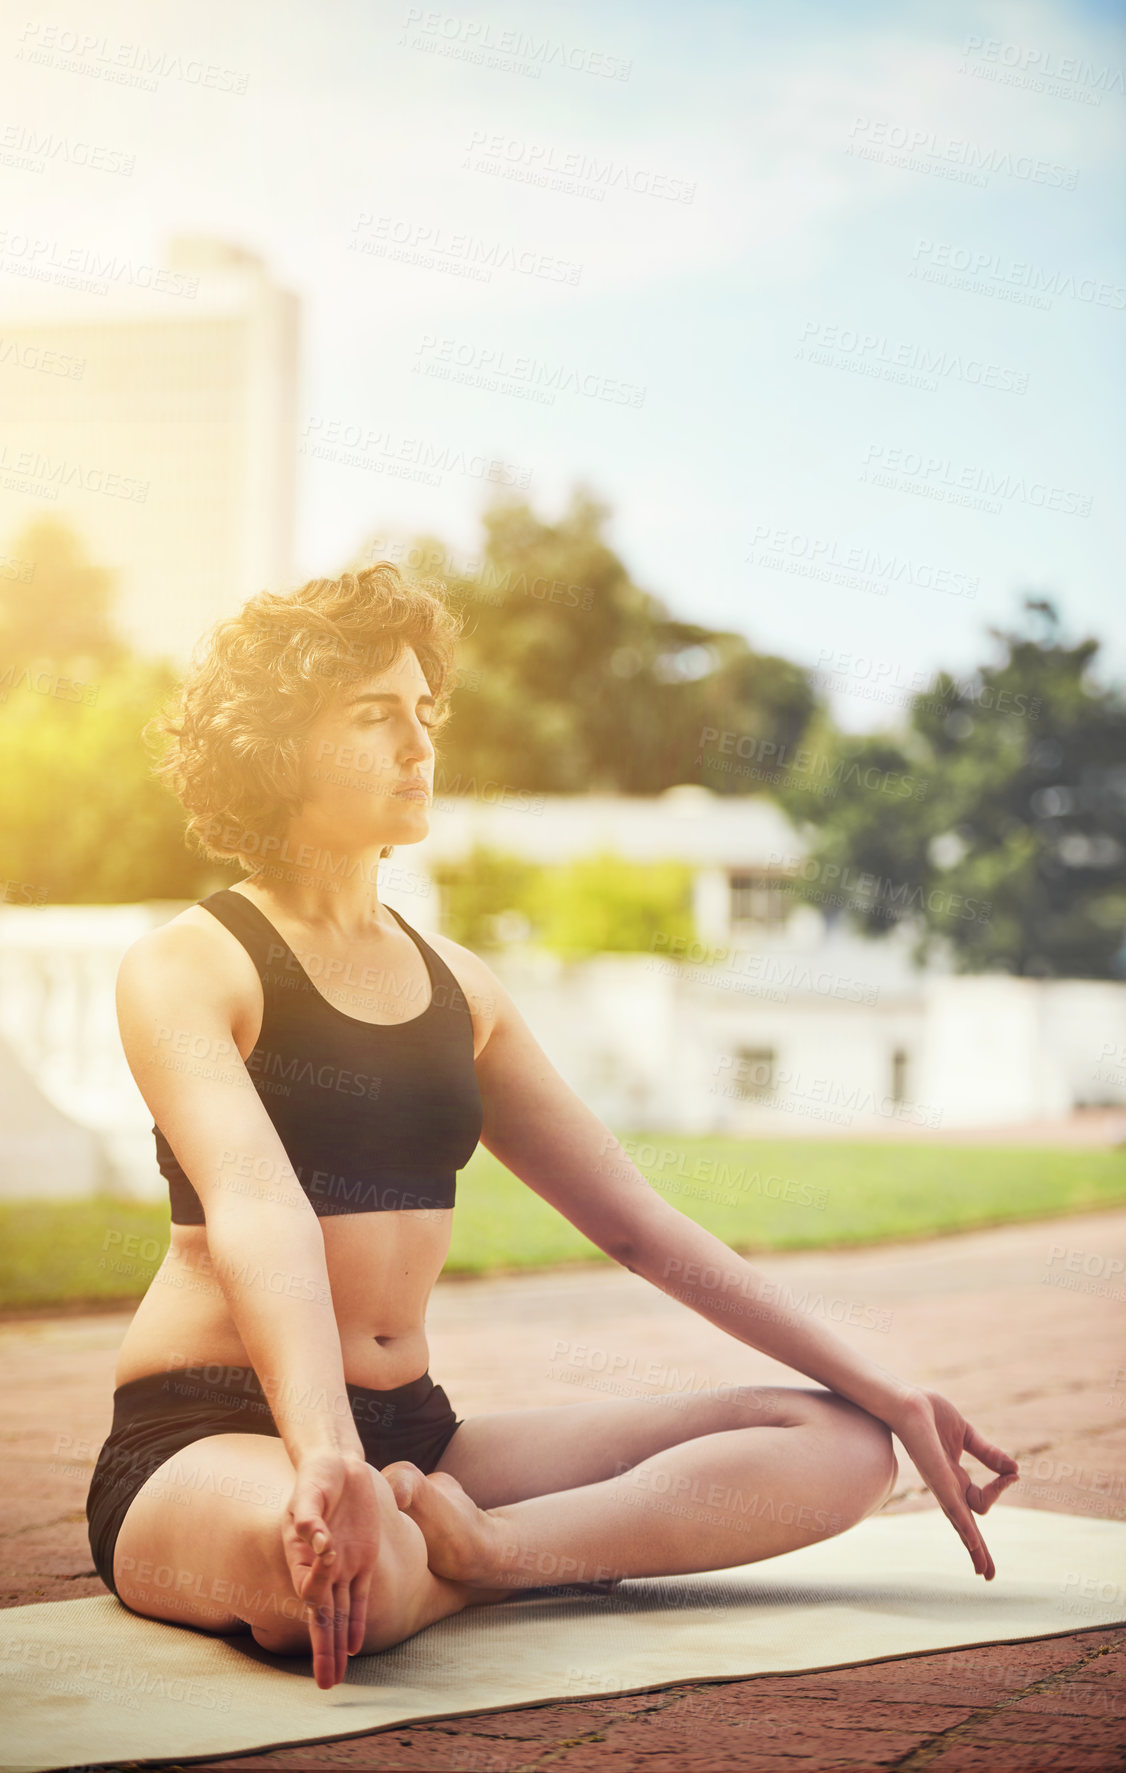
[112,1208,454,1392]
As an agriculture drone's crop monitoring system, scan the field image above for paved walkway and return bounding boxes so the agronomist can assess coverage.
[3,1208,1124,1769]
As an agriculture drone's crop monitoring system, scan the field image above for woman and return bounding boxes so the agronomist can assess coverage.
[86,564,1018,1692]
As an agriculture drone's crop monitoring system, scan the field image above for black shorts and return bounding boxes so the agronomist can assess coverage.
[86,1364,463,1598]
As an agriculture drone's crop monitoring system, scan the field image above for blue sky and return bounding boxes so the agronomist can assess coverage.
[3,0,1123,729]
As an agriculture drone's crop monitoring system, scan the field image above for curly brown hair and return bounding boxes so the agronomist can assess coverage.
[149,563,461,868]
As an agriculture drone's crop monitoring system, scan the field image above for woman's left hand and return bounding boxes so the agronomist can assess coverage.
[889,1388,1019,1580]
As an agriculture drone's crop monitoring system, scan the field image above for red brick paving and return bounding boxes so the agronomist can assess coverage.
[3,1208,1125,1770]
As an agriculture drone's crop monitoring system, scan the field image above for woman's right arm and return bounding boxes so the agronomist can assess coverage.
[116,918,376,1687]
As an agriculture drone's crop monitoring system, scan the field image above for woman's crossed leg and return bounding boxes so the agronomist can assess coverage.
[110,1432,496,1656]
[395,1381,898,1591]
[111,1383,896,1656]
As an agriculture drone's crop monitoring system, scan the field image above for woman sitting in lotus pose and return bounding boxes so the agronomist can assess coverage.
[86,564,1018,1689]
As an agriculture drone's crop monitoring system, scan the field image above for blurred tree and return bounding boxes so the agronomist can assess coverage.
[357,489,817,794]
[432,845,696,957]
[789,599,1126,977]
[524,851,696,957]
[0,516,126,668]
[0,653,228,902]
[431,847,540,950]
[0,516,231,901]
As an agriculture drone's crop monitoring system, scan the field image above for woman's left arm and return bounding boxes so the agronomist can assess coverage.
[465,958,1019,1578]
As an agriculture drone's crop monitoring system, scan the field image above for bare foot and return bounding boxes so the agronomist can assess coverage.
[381,1461,509,1587]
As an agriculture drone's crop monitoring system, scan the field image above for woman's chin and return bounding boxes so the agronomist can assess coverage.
[384,802,431,839]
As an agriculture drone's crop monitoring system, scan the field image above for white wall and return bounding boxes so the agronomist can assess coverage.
[1,900,1123,1202]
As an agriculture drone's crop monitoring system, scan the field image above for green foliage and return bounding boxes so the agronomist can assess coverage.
[524,851,695,957]
[0,651,231,901]
[433,845,695,955]
[4,497,822,901]
[0,516,236,901]
[790,600,1126,977]
[432,847,540,949]
[0,515,125,666]
[364,488,818,796]
[0,1193,167,1310]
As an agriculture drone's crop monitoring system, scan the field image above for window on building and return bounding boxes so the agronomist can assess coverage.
[729,871,790,929]
[890,1047,909,1104]
[732,1047,776,1100]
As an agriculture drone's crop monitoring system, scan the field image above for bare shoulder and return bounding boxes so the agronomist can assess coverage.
[115,902,260,1029]
[417,926,512,1055]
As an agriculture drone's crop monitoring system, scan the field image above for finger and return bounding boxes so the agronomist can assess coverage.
[306,1596,337,1691]
[953,1500,995,1580]
[297,1547,337,1623]
[967,1470,1020,1514]
[335,1582,350,1685]
[348,1574,372,1658]
[936,1485,992,1580]
[289,1473,334,1550]
[290,1518,335,1592]
[963,1422,1019,1477]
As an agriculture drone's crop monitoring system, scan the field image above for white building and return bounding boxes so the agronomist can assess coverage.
[1,788,1122,1200]
[0,237,299,662]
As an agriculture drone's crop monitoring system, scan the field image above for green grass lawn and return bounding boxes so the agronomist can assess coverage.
[1,1136,1124,1311]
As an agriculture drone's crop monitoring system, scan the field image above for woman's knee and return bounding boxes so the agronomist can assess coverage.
[842,1405,897,1513]
[810,1394,898,1516]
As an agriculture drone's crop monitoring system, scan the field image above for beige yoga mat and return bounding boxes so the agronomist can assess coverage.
[2,1506,1124,1773]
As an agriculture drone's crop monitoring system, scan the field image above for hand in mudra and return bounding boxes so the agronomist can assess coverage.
[892,1388,1019,1580]
[283,1449,381,1688]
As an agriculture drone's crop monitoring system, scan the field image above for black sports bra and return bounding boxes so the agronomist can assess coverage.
[154,890,483,1222]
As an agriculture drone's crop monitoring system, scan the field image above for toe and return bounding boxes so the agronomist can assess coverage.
[380,1461,424,1507]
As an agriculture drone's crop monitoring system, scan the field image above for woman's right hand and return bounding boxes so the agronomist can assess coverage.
[283,1448,379,1688]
